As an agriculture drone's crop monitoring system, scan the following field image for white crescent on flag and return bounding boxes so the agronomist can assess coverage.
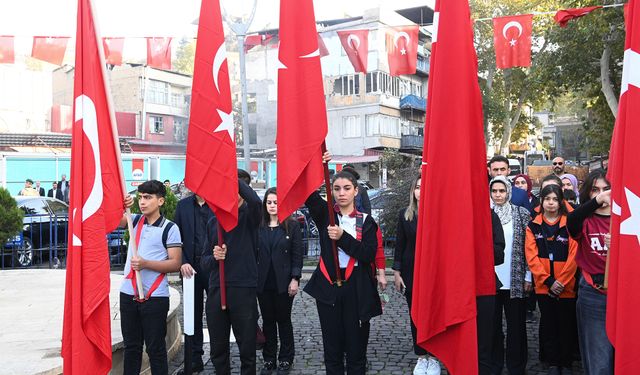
[74,94,103,223]
[347,34,361,50]
[212,42,227,93]
[502,21,523,40]
[621,49,640,96]
[394,31,410,48]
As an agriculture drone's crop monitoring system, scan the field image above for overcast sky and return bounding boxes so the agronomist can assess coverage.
[0,0,434,37]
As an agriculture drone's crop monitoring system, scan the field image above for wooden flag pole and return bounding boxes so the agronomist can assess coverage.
[321,142,343,286]
[90,0,144,300]
[217,223,227,310]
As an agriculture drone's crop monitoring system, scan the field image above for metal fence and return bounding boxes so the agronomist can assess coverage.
[2,213,68,269]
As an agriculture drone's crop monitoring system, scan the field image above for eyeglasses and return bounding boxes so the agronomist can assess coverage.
[553,162,564,166]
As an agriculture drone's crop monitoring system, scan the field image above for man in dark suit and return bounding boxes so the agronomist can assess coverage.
[48,182,64,201]
[174,193,216,373]
[35,181,45,196]
[58,174,70,203]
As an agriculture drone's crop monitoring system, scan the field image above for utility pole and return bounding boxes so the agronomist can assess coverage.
[223,0,257,171]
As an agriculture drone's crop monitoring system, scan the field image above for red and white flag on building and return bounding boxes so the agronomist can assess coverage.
[411,0,495,374]
[102,37,124,65]
[493,14,533,69]
[276,0,328,220]
[146,37,172,70]
[185,0,238,231]
[0,36,15,64]
[317,33,330,57]
[337,30,369,73]
[32,36,70,65]
[386,26,419,76]
[606,1,640,373]
[62,0,127,373]
[554,6,603,28]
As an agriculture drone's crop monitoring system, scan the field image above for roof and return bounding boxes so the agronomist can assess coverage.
[395,6,435,25]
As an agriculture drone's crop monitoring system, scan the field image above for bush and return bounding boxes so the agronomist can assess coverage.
[124,186,178,242]
[0,187,24,245]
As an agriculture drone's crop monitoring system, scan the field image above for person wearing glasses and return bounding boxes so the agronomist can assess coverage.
[551,157,566,177]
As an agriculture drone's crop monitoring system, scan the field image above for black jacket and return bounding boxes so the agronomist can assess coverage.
[174,195,216,270]
[492,210,506,290]
[200,180,262,289]
[257,221,304,294]
[48,188,64,201]
[302,191,382,322]
[392,208,418,290]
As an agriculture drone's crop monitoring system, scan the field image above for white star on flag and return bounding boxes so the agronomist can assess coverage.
[620,188,640,245]
[213,109,234,140]
[509,39,517,47]
[401,48,406,55]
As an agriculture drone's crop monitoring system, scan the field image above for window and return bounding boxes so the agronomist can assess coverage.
[366,114,400,137]
[149,116,164,134]
[147,79,169,105]
[171,93,185,108]
[19,199,48,215]
[174,119,185,142]
[333,75,360,96]
[247,93,257,113]
[365,72,379,93]
[342,116,361,138]
[47,200,69,216]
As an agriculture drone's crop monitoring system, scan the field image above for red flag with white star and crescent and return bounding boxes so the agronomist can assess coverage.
[337,30,369,73]
[493,14,533,69]
[386,25,419,76]
[606,1,640,373]
[62,0,127,373]
[185,0,238,231]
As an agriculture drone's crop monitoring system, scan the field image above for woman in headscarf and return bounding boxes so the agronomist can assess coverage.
[514,174,539,215]
[490,176,532,375]
[560,174,580,204]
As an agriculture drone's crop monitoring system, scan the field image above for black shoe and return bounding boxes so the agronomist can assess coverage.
[277,361,292,375]
[548,366,562,375]
[526,311,535,323]
[177,360,204,375]
[261,361,277,375]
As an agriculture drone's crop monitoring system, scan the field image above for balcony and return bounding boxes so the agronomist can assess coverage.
[401,134,424,151]
[400,95,426,112]
[416,54,430,76]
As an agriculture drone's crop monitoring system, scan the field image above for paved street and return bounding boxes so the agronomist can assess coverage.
[169,275,585,375]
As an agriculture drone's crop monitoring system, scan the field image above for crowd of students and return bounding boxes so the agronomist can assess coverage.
[113,153,613,375]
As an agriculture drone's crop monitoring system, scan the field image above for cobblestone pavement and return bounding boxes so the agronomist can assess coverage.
[169,276,585,375]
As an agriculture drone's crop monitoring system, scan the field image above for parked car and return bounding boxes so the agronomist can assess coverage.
[2,196,69,267]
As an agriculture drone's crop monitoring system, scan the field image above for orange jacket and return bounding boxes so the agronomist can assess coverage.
[525,214,578,298]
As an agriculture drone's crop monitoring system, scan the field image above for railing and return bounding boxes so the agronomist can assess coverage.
[401,134,424,149]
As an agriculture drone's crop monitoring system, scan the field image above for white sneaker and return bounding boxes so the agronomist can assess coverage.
[425,357,441,375]
[413,357,429,375]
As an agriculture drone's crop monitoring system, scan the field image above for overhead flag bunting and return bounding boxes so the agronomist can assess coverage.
[554,6,603,27]
[31,36,70,65]
[411,0,495,373]
[493,14,533,69]
[146,37,172,70]
[102,37,124,65]
[61,0,127,373]
[386,25,419,76]
[337,29,369,73]
[0,36,15,64]
[606,0,640,374]
[244,34,273,52]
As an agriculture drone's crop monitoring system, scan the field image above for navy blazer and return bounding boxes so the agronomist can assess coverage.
[174,195,216,270]
[256,221,304,294]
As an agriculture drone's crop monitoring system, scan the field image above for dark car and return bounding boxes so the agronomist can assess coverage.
[3,196,69,268]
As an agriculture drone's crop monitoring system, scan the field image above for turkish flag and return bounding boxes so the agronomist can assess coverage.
[493,14,533,69]
[318,33,330,57]
[606,1,640,373]
[185,0,238,231]
[245,34,273,52]
[276,0,327,220]
[0,36,15,64]
[146,37,172,70]
[411,0,495,374]
[62,0,127,373]
[102,37,124,65]
[337,30,369,73]
[554,6,603,28]
[32,36,70,65]
[386,26,419,76]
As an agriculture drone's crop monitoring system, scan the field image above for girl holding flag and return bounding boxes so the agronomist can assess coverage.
[303,152,382,375]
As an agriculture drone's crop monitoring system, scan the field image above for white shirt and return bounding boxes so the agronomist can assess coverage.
[336,212,368,268]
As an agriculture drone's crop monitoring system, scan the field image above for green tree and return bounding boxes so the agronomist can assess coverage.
[174,38,196,75]
[0,187,24,246]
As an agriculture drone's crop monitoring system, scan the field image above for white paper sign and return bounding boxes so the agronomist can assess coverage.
[183,276,195,336]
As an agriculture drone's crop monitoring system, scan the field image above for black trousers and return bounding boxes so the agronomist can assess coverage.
[477,295,496,375]
[491,290,527,375]
[206,287,258,375]
[257,289,295,363]
[316,279,368,375]
[537,295,577,367]
[191,271,209,361]
[405,286,429,356]
[120,293,170,375]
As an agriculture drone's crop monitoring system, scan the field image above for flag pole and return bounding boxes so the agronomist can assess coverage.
[321,142,343,286]
[217,223,227,310]
[89,0,144,300]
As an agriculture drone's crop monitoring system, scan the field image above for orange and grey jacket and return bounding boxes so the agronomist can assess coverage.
[525,214,578,298]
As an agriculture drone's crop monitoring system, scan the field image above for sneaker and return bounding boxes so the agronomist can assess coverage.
[277,361,292,375]
[426,357,441,375]
[261,361,276,375]
[413,357,429,375]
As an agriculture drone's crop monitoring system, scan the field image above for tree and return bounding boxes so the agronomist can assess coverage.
[0,187,24,246]
[174,38,196,75]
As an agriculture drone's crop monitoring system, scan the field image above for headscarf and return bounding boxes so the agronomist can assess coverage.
[490,175,513,225]
[560,173,579,195]
[514,173,533,198]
